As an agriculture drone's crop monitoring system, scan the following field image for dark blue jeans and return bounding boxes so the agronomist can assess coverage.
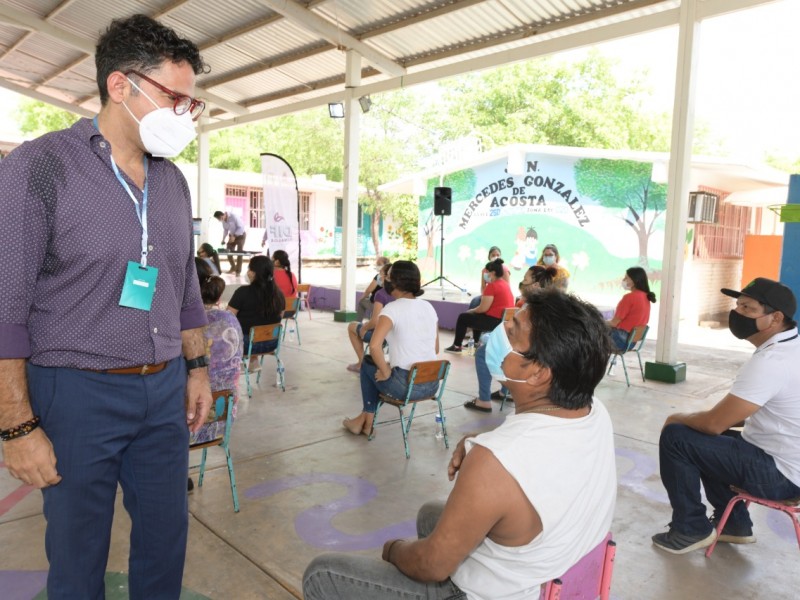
[659,424,800,536]
[360,360,439,413]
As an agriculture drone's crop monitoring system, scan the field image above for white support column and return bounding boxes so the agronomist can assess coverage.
[196,117,211,244]
[337,50,361,319]
[648,0,701,383]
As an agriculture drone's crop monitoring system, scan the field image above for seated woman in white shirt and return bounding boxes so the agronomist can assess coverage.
[343,261,440,437]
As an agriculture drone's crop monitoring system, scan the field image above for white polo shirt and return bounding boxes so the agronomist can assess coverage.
[734,327,800,486]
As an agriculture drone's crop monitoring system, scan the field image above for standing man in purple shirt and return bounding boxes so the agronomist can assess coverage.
[0,14,212,599]
[213,209,247,274]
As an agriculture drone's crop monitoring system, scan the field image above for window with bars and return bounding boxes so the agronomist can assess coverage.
[300,192,311,231]
[694,203,751,259]
[249,188,264,228]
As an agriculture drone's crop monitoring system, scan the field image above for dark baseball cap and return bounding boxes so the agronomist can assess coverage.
[721,277,797,319]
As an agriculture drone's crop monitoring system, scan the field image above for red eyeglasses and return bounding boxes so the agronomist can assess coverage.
[126,70,206,121]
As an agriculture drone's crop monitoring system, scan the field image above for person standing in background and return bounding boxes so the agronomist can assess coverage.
[214,209,247,274]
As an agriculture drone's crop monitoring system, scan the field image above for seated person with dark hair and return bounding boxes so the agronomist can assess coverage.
[305,288,616,600]
[445,258,514,354]
[346,261,393,372]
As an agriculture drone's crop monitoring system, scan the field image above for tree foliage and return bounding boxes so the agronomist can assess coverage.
[14,100,80,136]
[438,51,672,152]
[574,159,667,268]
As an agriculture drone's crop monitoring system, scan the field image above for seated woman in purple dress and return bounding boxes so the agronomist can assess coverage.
[190,259,244,445]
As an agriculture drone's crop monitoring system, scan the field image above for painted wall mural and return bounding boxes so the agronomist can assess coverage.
[418,153,666,303]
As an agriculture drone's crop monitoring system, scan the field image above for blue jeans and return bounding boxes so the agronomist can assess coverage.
[475,342,507,401]
[303,501,466,600]
[659,424,800,536]
[28,358,189,600]
[360,360,439,413]
[609,328,630,351]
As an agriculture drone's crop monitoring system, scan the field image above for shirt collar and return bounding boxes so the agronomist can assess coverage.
[756,327,799,351]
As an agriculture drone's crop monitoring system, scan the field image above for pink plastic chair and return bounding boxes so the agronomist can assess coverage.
[705,486,800,557]
[539,532,616,600]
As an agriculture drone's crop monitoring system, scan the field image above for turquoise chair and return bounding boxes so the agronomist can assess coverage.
[282,296,302,345]
[243,322,284,396]
[370,360,451,459]
[189,389,239,512]
[607,325,649,387]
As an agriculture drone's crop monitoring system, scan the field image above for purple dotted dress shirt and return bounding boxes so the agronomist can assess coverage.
[0,118,206,369]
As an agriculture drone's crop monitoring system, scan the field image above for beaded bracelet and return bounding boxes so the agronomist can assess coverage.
[0,416,41,442]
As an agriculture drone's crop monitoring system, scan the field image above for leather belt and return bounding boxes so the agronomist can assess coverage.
[96,361,169,376]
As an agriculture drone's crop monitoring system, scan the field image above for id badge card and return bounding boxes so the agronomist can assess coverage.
[119,261,158,311]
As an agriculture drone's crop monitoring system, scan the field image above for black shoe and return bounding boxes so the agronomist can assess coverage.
[187,477,194,492]
[463,399,492,413]
[444,345,462,354]
[490,390,509,402]
[710,518,756,544]
[652,528,715,554]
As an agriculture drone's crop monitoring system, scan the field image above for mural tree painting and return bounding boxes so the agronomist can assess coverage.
[574,159,666,269]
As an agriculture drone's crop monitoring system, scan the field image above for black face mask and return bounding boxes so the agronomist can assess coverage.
[383,280,395,295]
[728,310,761,340]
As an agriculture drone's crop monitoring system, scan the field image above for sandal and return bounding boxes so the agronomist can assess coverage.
[463,399,492,413]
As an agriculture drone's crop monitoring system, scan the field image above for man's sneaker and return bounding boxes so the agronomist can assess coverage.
[444,345,462,354]
[652,528,716,554]
[711,518,756,544]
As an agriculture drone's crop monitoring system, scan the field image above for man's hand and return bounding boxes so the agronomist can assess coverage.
[186,369,212,433]
[3,428,61,488]
[447,434,477,481]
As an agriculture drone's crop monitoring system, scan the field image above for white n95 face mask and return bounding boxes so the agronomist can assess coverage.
[124,78,197,157]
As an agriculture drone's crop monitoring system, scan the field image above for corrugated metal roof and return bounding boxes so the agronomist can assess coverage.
[0,0,768,129]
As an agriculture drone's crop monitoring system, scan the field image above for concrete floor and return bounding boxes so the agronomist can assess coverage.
[2,302,799,599]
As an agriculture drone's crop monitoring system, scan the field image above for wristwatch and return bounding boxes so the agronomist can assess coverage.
[185,355,210,371]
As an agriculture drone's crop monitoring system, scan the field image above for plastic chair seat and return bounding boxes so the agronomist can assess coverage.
[706,486,800,557]
[540,532,616,600]
[371,360,451,459]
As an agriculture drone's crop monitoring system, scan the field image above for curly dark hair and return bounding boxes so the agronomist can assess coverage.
[95,14,209,105]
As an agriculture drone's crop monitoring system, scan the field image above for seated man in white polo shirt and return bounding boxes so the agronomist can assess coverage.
[653,277,800,554]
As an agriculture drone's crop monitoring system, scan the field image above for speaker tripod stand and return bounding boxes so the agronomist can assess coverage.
[422,213,468,301]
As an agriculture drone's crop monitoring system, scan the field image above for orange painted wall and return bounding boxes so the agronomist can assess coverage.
[741,235,782,287]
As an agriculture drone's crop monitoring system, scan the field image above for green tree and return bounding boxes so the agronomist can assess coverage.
[14,100,80,136]
[574,159,667,268]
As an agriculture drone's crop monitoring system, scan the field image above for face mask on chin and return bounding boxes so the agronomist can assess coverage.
[728,309,763,340]
[123,78,197,157]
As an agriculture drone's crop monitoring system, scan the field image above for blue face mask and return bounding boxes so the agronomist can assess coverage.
[483,272,491,283]
[484,322,528,383]
[542,255,556,266]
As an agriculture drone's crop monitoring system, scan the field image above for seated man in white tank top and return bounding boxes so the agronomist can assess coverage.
[303,289,617,600]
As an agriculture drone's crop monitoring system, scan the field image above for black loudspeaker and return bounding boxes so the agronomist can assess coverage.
[434,187,452,216]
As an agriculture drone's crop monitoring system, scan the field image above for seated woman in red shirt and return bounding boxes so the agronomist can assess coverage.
[608,266,656,350]
[445,258,515,353]
[272,249,298,300]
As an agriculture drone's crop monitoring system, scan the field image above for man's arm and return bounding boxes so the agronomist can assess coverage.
[384,445,531,582]
[664,393,760,436]
[0,359,61,488]
[182,328,212,433]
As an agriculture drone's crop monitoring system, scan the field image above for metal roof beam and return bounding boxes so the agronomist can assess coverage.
[0,4,248,116]
[259,0,406,77]
[0,77,94,118]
